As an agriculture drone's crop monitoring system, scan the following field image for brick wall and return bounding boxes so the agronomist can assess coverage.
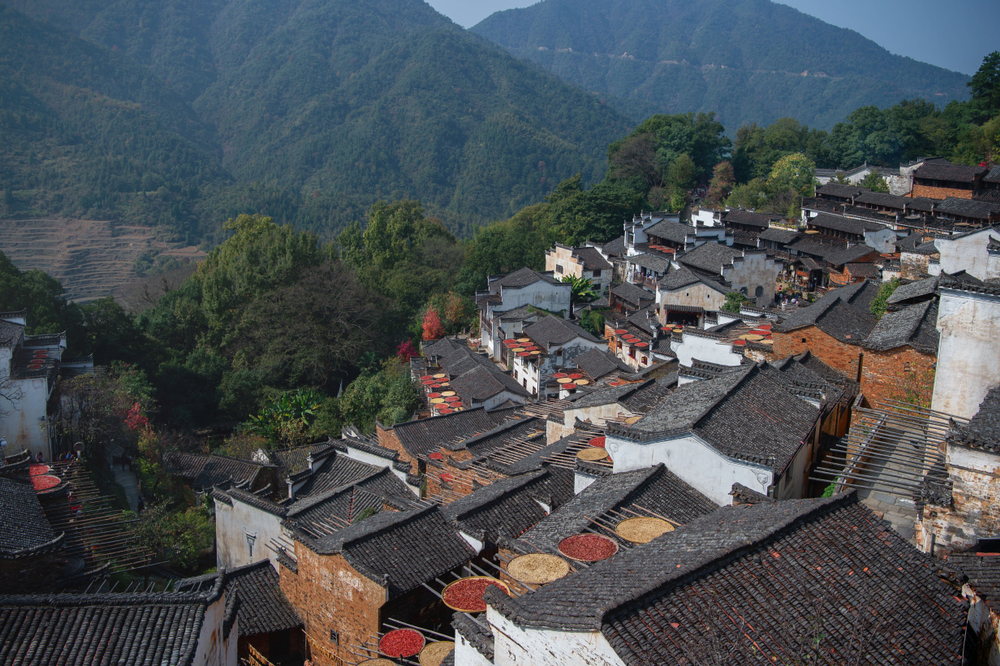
[860,347,936,408]
[911,183,974,200]
[279,544,386,666]
[772,326,862,381]
[376,425,419,475]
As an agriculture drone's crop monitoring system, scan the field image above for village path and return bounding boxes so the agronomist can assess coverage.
[113,465,140,511]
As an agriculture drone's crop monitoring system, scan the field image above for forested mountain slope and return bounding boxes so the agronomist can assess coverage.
[472,0,970,130]
[0,0,627,239]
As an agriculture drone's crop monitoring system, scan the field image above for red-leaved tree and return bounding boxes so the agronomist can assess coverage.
[422,308,445,341]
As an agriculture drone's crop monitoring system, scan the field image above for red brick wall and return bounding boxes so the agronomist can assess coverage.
[279,545,386,666]
[911,183,973,200]
[772,326,862,381]
[860,347,936,408]
[376,425,419,475]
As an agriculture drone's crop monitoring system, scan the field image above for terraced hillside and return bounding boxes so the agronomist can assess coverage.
[0,218,198,302]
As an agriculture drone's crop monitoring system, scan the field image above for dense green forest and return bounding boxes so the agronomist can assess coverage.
[9,49,996,444]
[473,0,970,130]
[0,0,983,249]
[0,0,626,242]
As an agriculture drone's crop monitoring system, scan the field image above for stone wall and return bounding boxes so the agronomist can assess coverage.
[917,457,1000,555]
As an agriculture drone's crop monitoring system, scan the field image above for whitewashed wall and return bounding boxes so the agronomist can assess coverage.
[673,333,742,368]
[932,287,1000,419]
[488,607,624,666]
[215,496,284,570]
[937,229,1000,281]
[1,377,51,459]
[606,433,772,505]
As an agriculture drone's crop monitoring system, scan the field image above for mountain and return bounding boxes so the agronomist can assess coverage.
[0,0,628,239]
[472,0,971,130]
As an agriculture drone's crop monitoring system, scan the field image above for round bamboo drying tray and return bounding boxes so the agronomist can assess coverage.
[442,576,510,613]
[507,553,570,584]
[419,641,456,666]
[577,447,609,462]
[615,516,675,544]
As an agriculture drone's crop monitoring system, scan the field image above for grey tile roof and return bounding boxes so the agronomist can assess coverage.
[0,477,62,558]
[269,443,328,477]
[511,464,717,552]
[644,220,695,244]
[0,586,218,665]
[291,449,385,497]
[816,183,863,199]
[947,386,1000,453]
[935,197,1000,220]
[888,276,939,304]
[758,227,801,244]
[864,299,939,353]
[163,452,273,491]
[570,348,629,380]
[443,470,555,543]
[224,561,301,636]
[598,236,626,259]
[948,551,1000,609]
[808,212,886,235]
[855,190,908,209]
[615,365,820,470]
[523,315,600,349]
[723,210,778,229]
[610,282,655,306]
[391,406,520,457]
[692,366,819,469]
[627,252,671,273]
[915,161,987,183]
[600,495,966,664]
[492,492,966,666]
[450,365,527,402]
[492,267,562,291]
[775,280,879,343]
[307,506,475,597]
[677,242,741,276]
[461,417,546,458]
[657,264,700,290]
[0,320,23,347]
[570,246,612,271]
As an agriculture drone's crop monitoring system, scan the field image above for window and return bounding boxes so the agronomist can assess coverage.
[755,286,764,298]
[592,269,601,277]
[245,531,257,558]
[556,264,564,274]
[329,629,339,644]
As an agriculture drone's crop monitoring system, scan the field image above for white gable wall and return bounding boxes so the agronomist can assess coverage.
[937,228,1000,281]
[606,433,772,505]
[488,607,624,666]
[932,287,1000,419]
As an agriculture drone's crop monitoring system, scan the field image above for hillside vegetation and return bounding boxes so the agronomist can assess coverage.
[473,0,970,129]
[0,0,627,240]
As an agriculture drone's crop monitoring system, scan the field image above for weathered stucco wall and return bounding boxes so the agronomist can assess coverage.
[931,288,1000,419]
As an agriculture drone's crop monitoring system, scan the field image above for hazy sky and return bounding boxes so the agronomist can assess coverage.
[426,0,999,75]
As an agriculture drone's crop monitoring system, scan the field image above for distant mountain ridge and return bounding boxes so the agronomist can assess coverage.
[0,0,628,239]
[472,0,970,130]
